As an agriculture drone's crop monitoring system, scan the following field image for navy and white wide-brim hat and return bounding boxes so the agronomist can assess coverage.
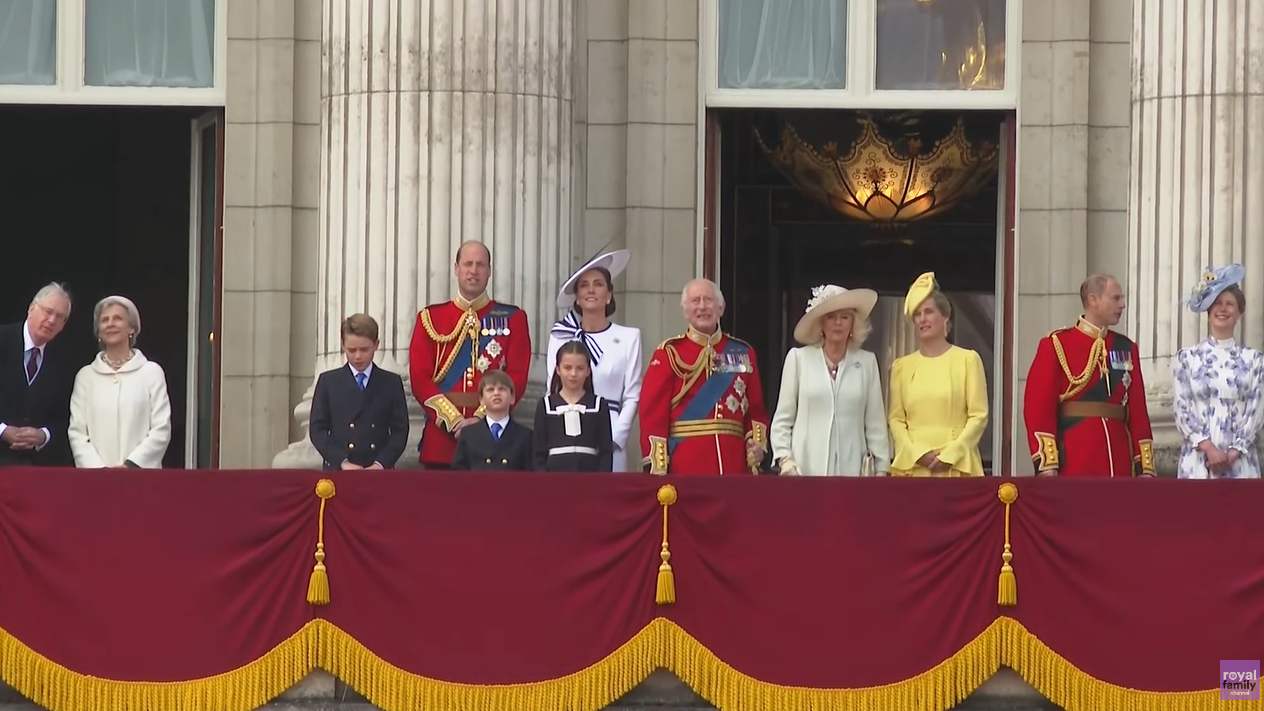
[1188,263,1246,313]
[555,250,632,310]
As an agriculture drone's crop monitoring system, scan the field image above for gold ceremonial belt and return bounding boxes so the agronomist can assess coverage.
[669,420,745,439]
[1059,402,1125,421]
[446,392,481,409]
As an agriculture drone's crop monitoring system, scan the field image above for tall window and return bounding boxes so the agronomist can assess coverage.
[0,0,224,104]
[0,0,57,85]
[718,0,848,90]
[875,0,1006,91]
[85,0,216,88]
[707,0,1017,108]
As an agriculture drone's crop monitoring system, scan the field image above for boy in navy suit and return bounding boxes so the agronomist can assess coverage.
[309,314,410,470]
[451,370,532,470]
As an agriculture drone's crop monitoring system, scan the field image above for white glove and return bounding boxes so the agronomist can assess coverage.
[778,457,801,476]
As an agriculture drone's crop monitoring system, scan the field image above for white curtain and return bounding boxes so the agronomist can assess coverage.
[0,0,57,85]
[718,0,847,90]
[85,0,215,87]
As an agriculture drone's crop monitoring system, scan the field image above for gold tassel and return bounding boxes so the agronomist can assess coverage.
[996,482,1018,607]
[655,484,677,605]
[308,478,337,606]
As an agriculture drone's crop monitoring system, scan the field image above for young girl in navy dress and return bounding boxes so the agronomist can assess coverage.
[533,341,615,472]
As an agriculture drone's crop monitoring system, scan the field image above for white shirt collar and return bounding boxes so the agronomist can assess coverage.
[347,362,374,379]
[22,321,45,355]
[486,414,510,429]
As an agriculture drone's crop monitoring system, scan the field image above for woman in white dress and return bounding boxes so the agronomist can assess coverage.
[547,250,643,472]
[68,295,173,468]
[1173,264,1264,479]
[770,284,890,476]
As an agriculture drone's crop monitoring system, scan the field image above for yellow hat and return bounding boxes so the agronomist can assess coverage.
[904,272,938,316]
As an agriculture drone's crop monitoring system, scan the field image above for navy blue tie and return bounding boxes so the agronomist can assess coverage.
[490,422,503,440]
[356,372,367,391]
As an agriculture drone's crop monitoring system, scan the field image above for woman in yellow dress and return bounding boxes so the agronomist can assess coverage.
[888,272,989,477]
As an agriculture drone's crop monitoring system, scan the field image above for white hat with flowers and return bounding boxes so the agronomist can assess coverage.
[792,284,878,346]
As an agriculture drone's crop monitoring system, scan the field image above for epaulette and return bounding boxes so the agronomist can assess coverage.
[1045,327,1071,338]
[657,334,687,350]
[418,301,446,316]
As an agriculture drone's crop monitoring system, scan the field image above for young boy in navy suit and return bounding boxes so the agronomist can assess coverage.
[309,314,410,470]
[451,370,532,471]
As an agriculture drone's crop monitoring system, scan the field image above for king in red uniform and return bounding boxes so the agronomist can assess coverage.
[408,241,531,468]
[639,278,770,475]
[1023,274,1155,477]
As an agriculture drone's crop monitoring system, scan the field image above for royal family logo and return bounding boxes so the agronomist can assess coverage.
[1221,660,1261,700]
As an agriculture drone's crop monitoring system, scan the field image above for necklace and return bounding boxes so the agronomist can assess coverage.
[825,353,843,379]
[102,350,135,370]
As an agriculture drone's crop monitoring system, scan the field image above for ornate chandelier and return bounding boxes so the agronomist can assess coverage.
[755,117,999,223]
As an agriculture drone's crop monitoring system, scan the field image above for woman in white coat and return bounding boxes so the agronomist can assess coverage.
[68,296,172,468]
[547,250,643,472]
[771,284,890,476]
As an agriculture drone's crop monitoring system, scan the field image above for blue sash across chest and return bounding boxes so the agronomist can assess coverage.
[435,305,519,391]
[669,340,749,454]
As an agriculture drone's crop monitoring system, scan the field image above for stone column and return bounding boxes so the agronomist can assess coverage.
[1126,0,1264,473]
[274,0,575,467]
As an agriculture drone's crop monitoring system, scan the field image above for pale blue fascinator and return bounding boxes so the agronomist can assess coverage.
[1188,263,1245,313]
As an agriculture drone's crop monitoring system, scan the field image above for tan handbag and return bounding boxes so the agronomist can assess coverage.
[860,452,875,477]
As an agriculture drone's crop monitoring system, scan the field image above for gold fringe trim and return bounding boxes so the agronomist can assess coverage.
[312,618,659,711]
[0,621,318,711]
[314,617,1000,711]
[0,616,1246,711]
[996,617,1254,711]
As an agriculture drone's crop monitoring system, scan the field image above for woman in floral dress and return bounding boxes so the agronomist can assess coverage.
[1172,264,1264,479]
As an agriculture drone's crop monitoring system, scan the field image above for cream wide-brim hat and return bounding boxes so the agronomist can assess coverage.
[555,250,632,309]
[792,286,878,346]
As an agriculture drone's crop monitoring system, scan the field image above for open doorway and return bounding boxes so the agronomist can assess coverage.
[0,105,222,469]
[711,108,1007,472]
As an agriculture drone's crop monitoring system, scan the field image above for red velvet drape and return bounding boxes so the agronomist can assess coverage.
[0,470,314,681]
[1008,478,1264,692]
[0,469,1258,706]
[659,477,999,686]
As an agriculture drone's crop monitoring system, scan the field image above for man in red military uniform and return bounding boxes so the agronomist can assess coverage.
[639,278,770,475]
[1023,274,1155,477]
[408,241,531,468]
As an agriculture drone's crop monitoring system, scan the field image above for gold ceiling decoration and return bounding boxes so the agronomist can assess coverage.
[755,118,999,223]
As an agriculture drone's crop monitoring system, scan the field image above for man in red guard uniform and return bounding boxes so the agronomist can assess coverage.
[408,241,531,469]
[638,278,770,475]
[1023,274,1155,477]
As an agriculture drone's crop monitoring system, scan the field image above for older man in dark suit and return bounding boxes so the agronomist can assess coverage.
[309,313,410,470]
[0,283,75,467]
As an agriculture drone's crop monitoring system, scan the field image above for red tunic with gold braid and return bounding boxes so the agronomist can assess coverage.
[408,293,531,467]
[1022,317,1155,477]
[637,327,770,475]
